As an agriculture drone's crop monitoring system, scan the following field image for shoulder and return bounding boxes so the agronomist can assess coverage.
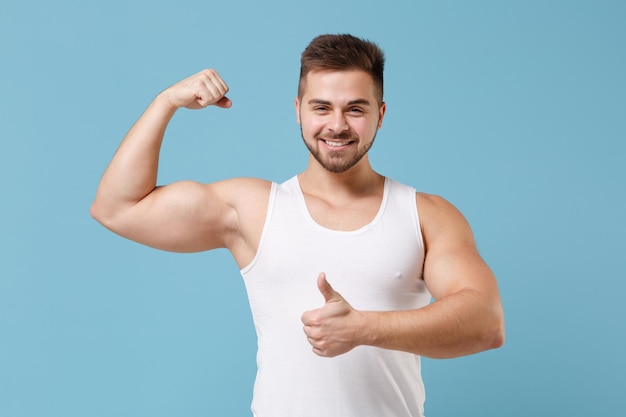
[416,192,464,221]
[205,177,273,206]
[381,178,469,235]
[415,192,475,251]
[415,192,461,215]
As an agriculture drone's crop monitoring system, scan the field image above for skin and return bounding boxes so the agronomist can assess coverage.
[91,67,505,360]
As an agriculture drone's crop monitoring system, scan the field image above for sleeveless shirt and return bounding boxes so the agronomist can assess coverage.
[240,175,431,417]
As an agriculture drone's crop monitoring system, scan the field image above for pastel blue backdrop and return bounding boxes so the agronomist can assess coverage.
[1,1,624,416]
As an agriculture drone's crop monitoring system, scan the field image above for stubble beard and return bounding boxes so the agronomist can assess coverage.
[301,129,376,173]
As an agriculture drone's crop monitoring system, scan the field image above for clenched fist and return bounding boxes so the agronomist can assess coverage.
[159,69,232,110]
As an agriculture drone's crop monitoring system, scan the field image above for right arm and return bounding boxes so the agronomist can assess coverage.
[91,69,268,259]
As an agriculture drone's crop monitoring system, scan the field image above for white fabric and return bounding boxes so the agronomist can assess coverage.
[241,175,431,417]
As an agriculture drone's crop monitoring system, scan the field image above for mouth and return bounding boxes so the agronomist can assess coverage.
[320,138,356,148]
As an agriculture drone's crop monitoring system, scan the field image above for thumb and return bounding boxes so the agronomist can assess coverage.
[214,96,232,108]
[317,272,339,303]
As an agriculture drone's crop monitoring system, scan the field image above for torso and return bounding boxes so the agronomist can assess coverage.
[239,174,430,417]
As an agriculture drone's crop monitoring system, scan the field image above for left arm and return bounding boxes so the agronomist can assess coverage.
[302,193,505,358]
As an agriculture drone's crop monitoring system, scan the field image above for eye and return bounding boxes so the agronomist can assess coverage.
[348,107,364,114]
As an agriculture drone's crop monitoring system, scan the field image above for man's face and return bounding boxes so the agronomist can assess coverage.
[295,70,386,173]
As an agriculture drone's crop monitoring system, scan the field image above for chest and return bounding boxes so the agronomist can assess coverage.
[302,193,382,231]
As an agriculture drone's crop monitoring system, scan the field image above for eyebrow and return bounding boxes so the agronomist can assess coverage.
[307,99,371,106]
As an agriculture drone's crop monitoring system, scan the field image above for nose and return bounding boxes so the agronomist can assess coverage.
[328,110,349,133]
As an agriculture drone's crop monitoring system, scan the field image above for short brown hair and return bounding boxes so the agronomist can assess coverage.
[298,34,385,104]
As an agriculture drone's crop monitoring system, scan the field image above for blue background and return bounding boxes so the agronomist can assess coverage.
[1,1,625,416]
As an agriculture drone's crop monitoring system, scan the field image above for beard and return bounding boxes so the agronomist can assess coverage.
[301,129,376,173]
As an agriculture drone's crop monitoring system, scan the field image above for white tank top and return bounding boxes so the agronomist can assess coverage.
[241,175,431,417]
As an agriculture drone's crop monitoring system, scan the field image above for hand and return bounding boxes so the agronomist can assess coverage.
[159,69,232,110]
[301,273,363,357]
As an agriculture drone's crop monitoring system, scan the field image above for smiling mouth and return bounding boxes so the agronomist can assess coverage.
[321,139,355,147]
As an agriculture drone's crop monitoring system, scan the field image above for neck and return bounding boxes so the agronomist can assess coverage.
[298,155,384,198]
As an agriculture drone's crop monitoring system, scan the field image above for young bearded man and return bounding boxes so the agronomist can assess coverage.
[92,34,505,417]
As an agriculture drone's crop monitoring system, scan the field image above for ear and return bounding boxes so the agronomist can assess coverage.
[295,97,302,125]
[377,101,387,129]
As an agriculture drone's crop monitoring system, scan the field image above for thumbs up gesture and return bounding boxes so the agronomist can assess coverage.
[301,273,364,357]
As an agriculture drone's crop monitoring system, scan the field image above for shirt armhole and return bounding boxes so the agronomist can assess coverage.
[240,182,278,275]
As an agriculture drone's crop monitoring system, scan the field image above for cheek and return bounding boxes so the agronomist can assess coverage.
[301,117,325,135]
[352,119,377,136]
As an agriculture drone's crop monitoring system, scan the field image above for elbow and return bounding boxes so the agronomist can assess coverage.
[489,326,505,351]
[484,311,506,351]
[90,200,100,221]
[90,198,119,230]
[90,199,108,225]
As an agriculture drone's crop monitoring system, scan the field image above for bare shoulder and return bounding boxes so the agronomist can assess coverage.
[415,192,476,249]
[416,192,471,229]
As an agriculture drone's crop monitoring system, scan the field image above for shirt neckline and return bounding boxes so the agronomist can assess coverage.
[293,175,390,235]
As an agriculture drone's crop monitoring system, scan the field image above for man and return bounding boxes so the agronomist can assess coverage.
[92,34,504,417]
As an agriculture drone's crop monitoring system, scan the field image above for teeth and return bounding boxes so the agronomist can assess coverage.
[325,140,350,147]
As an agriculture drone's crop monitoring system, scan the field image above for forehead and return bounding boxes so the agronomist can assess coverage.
[301,69,377,102]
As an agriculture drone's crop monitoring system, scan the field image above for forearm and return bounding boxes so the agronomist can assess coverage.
[360,289,504,358]
[92,94,176,220]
